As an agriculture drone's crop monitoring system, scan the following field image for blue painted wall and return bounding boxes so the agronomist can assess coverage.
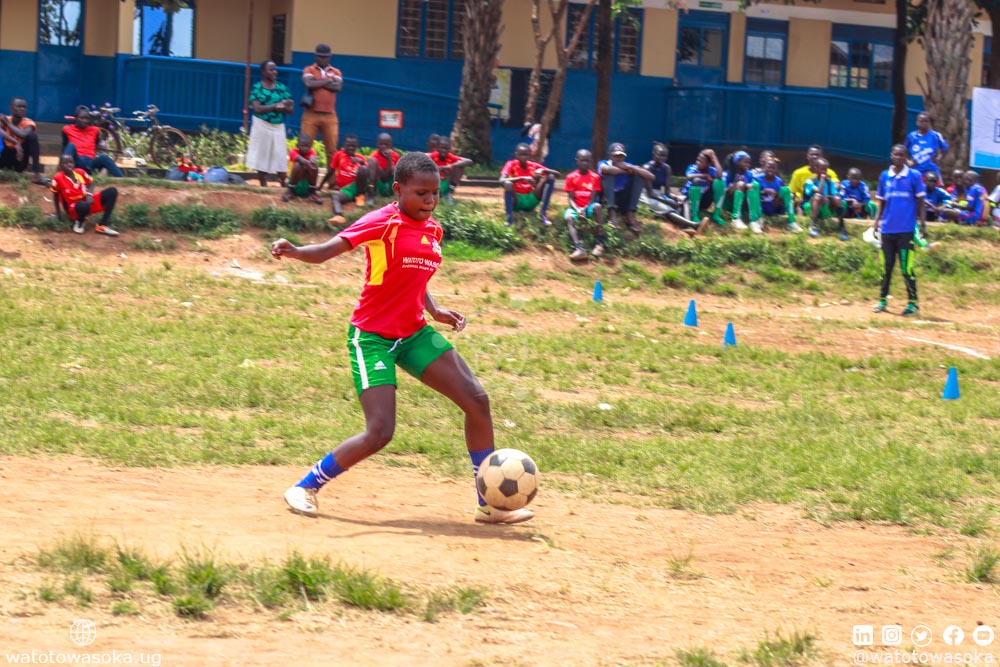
[0,50,38,117]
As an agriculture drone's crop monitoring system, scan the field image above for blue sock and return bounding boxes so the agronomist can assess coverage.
[469,448,494,506]
[503,190,514,221]
[297,452,346,490]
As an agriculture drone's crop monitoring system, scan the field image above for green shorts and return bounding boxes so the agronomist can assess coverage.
[564,203,599,221]
[339,181,358,199]
[439,179,451,196]
[375,180,393,197]
[803,201,834,218]
[515,192,540,211]
[347,324,453,396]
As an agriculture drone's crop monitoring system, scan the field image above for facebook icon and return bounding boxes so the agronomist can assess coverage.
[943,625,965,646]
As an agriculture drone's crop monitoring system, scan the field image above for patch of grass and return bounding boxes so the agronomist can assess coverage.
[738,630,816,667]
[62,575,94,606]
[281,551,337,602]
[250,206,331,233]
[150,564,177,596]
[443,240,503,262]
[964,546,999,583]
[665,544,703,580]
[128,236,176,252]
[180,548,230,599]
[157,204,241,238]
[677,647,729,667]
[111,600,140,616]
[122,202,154,228]
[958,506,994,537]
[172,592,213,619]
[38,582,62,602]
[117,546,155,580]
[421,585,488,622]
[331,565,411,612]
[37,534,110,573]
[107,569,134,593]
[436,201,525,253]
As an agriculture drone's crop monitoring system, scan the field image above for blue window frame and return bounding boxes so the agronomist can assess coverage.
[396,0,464,59]
[566,4,643,74]
[829,24,893,91]
[133,0,195,58]
[744,19,785,87]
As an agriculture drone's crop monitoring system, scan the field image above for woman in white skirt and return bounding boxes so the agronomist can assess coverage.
[246,60,294,187]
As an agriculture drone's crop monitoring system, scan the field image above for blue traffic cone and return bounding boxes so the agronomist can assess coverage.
[683,299,698,327]
[942,367,960,400]
[593,280,603,302]
[723,322,736,348]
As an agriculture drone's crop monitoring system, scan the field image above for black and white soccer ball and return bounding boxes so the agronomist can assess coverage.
[476,448,539,511]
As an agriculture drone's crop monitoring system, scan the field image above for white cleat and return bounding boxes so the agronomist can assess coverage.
[284,485,318,517]
[474,505,534,524]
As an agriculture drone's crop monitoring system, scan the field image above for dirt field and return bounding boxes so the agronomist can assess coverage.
[0,182,998,666]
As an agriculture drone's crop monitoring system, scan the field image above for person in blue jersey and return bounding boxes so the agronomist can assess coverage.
[922,170,953,222]
[839,168,877,222]
[754,157,800,233]
[904,112,949,176]
[639,142,705,235]
[872,144,926,317]
[681,148,722,224]
[715,150,763,232]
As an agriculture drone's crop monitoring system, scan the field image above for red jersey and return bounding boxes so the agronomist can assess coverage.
[338,202,444,339]
[369,149,401,171]
[330,150,365,189]
[62,124,99,158]
[3,116,35,149]
[51,168,91,205]
[564,169,602,209]
[430,151,462,171]
[501,159,545,195]
[288,147,317,164]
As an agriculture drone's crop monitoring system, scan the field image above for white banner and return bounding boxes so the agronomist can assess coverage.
[970,87,1000,169]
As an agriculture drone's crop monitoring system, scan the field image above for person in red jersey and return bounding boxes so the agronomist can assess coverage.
[429,135,473,205]
[366,132,401,204]
[563,149,605,260]
[324,133,370,223]
[283,132,323,204]
[500,142,559,227]
[50,154,120,236]
[271,151,534,525]
[0,96,47,184]
[61,106,123,177]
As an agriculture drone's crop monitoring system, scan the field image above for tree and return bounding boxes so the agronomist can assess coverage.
[591,0,613,161]
[452,0,505,164]
[526,0,598,159]
[891,0,909,145]
[974,0,1000,88]
[919,0,977,173]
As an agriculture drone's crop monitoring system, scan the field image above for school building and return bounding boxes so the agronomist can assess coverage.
[0,0,993,168]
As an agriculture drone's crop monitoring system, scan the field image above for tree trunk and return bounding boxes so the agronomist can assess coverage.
[452,0,504,165]
[891,0,908,145]
[525,2,552,124]
[536,0,597,158]
[591,0,613,160]
[988,4,1000,89]
[919,0,976,174]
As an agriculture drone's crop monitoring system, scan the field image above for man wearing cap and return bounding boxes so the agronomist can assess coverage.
[597,142,654,234]
[302,44,343,161]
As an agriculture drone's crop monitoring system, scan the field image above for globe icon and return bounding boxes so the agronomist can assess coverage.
[69,619,97,646]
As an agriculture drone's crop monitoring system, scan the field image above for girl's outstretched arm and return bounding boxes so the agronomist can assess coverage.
[271,235,352,263]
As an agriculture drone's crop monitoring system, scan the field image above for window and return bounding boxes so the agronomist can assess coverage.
[133,0,195,58]
[567,4,643,73]
[39,0,83,47]
[744,21,786,87]
[678,26,724,68]
[828,26,893,91]
[396,0,464,59]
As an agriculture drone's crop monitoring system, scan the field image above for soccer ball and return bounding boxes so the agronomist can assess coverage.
[476,448,539,511]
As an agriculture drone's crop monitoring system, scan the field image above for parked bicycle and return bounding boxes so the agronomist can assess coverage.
[88,104,194,168]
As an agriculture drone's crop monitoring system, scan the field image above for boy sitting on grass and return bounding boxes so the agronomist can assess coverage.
[284,133,323,204]
[563,149,605,260]
[754,158,800,233]
[804,158,844,239]
[366,132,400,205]
[598,142,654,235]
[681,149,722,225]
[923,171,953,222]
[839,167,877,223]
[430,136,473,205]
[325,134,369,224]
[500,142,558,227]
[640,142,705,236]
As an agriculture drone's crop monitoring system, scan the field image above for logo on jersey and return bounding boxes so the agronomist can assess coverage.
[421,235,443,258]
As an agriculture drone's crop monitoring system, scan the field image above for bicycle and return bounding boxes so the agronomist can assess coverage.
[90,104,194,168]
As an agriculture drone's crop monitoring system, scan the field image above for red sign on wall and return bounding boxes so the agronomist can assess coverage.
[378,110,404,129]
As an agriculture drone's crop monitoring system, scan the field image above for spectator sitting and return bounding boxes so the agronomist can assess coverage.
[946,168,964,195]
[804,158,844,239]
[716,150,763,233]
[750,149,777,179]
[639,142,704,236]
[940,170,986,225]
[790,145,838,211]
[62,105,123,177]
[50,153,120,236]
[430,136,473,205]
[366,132,400,204]
[598,142,654,235]
[0,96,47,184]
[499,142,558,227]
[754,158,800,233]
[284,133,323,204]
[905,112,948,176]
[426,133,440,154]
[681,148,722,224]
[839,167,877,222]
[923,171,953,222]
[563,149,606,260]
[325,134,369,224]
